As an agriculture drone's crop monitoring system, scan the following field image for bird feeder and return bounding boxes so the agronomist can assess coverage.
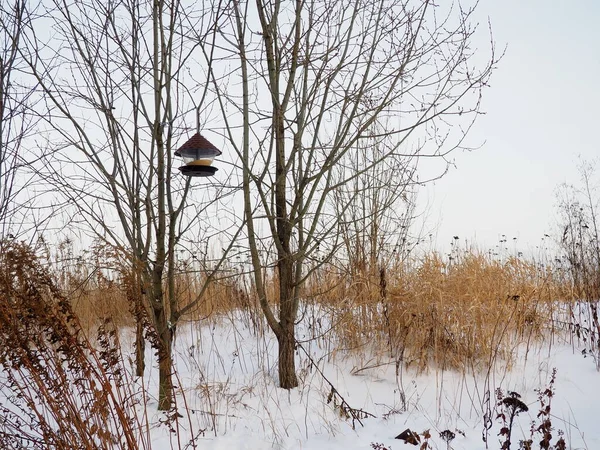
[175,132,221,177]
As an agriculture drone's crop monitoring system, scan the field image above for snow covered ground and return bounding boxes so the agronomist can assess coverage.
[138,309,600,449]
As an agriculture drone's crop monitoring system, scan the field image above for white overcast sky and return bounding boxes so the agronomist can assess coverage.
[423,0,600,252]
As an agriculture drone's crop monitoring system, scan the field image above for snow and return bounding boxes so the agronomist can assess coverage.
[135,309,600,449]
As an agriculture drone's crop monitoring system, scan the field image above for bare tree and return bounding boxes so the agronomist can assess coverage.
[0,0,38,237]
[557,159,600,368]
[558,160,600,299]
[208,0,498,388]
[332,120,419,279]
[15,0,237,410]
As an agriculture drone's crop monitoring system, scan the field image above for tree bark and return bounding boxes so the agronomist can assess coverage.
[151,248,173,410]
[277,318,298,389]
[135,319,145,377]
[154,299,173,411]
[157,328,173,411]
[277,251,298,388]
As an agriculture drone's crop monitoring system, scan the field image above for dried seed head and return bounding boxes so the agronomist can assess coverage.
[439,429,456,443]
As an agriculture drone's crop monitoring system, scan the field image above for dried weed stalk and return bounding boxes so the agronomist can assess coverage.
[0,239,149,449]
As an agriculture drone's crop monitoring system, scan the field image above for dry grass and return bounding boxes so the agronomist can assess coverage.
[69,280,134,330]
[45,238,568,374]
[171,267,256,320]
[0,239,150,449]
[306,252,564,373]
[0,237,578,448]
[46,240,249,330]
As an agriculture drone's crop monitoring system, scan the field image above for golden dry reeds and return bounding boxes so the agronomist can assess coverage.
[47,236,568,374]
[171,268,255,320]
[69,279,134,330]
[306,252,564,373]
[55,246,252,330]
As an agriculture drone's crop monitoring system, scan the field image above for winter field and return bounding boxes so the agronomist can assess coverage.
[141,308,600,450]
[2,0,599,448]
[3,303,599,450]
[1,243,599,450]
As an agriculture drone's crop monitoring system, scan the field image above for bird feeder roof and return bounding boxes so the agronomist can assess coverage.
[175,132,222,157]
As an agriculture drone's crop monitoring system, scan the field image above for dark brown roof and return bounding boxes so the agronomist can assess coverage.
[175,132,222,156]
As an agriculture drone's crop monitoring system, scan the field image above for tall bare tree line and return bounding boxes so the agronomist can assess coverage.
[4,0,241,410]
[0,0,40,237]
[210,0,496,387]
[2,0,496,405]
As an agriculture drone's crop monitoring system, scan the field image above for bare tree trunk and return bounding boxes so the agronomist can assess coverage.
[127,268,146,377]
[277,255,298,388]
[149,265,173,410]
[156,316,174,411]
[135,319,146,377]
[277,317,297,388]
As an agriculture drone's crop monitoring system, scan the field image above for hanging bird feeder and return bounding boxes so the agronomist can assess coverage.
[175,132,221,177]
